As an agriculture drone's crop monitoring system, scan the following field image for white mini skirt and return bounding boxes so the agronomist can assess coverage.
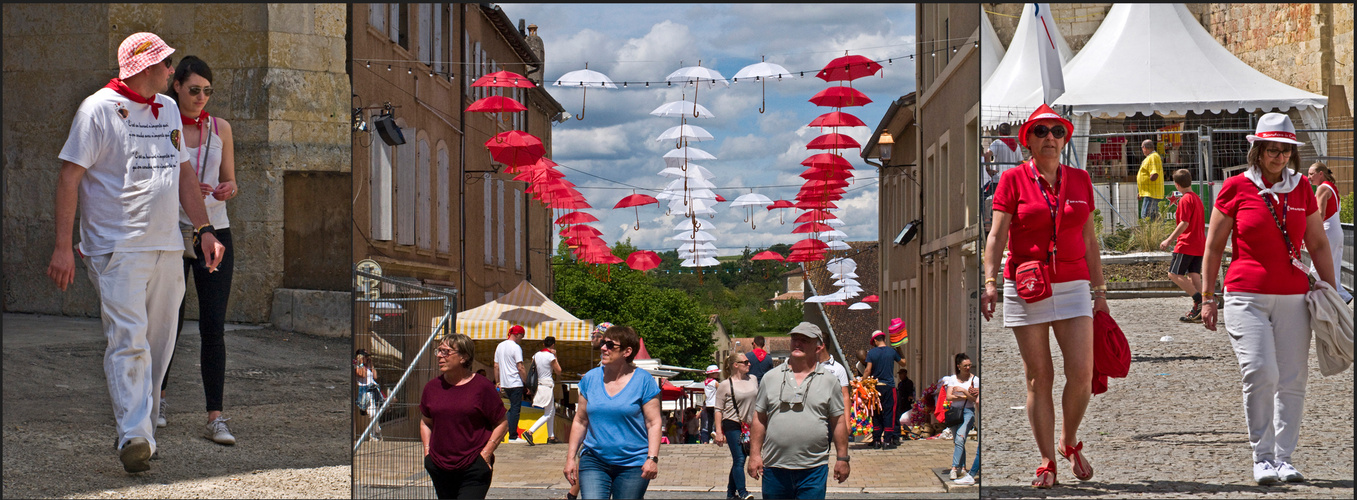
[1003,279,1092,327]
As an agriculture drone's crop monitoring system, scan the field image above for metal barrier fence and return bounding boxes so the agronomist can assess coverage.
[353,269,456,499]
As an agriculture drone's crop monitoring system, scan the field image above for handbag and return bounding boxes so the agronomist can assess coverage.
[181,225,198,260]
[728,383,752,455]
[1015,162,1065,303]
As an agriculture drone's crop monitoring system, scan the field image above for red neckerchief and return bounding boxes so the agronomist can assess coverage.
[752,348,768,362]
[104,78,162,118]
[999,138,1018,150]
[181,109,209,127]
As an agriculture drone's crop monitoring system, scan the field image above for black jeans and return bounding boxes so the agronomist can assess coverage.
[872,384,896,444]
[426,454,493,499]
[164,228,233,413]
[504,387,524,439]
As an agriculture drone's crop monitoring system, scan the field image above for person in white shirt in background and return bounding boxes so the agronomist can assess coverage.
[525,336,563,446]
[494,325,528,441]
[701,364,720,444]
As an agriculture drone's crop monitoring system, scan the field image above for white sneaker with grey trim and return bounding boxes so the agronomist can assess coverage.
[955,473,976,485]
[205,416,236,445]
[1276,462,1304,482]
[1253,460,1279,485]
[156,399,167,428]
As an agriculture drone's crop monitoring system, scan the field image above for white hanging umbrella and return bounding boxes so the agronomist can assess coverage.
[821,218,846,226]
[672,230,716,243]
[553,64,617,120]
[656,124,714,143]
[730,193,773,207]
[848,302,872,311]
[826,240,851,250]
[673,219,708,232]
[665,177,716,190]
[658,165,715,179]
[666,64,728,118]
[651,100,714,118]
[833,278,861,287]
[663,146,717,162]
[675,240,718,252]
[732,58,793,113]
[826,258,857,272]
[831,271,859,279]
[678,248,720,259]
[681,257,721,268]
[666,197,718,216]
[820,229,848,240]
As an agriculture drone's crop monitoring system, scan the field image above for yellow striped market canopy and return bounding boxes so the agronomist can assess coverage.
[456,280,594,341]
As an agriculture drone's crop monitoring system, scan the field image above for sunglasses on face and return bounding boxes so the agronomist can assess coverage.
[1032,124,1067,139]
[188,86,214,97]
[597,340,618,351]
[162,57,173,68]
[735,360,750,365]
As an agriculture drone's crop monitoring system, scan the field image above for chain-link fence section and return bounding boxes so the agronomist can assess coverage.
[353,268,456,499]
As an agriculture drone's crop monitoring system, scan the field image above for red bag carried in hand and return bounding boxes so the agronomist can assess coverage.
[1092,310,1131,395]
[1014,260,1053,302]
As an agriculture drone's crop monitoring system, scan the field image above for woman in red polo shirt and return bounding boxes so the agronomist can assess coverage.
[1306,162,1351,303]
[981,104,1108,488]
[1200,113,1338,485]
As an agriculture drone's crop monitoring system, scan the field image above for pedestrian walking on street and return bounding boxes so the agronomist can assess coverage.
[526,336,563,446]
[701,364,720,445]
[714,354,759,500]
[981,104,1109,488]
[1306,162,1352,303]
[421,334,509,499]
[943,353,980,484]
[563,325,662,499]
[161,55,240,446]
[48,32,225,474]
[746,322,850,499]
[746,335,775,382]
[355,349,385,441]
[494,325,528,441]
[1200,113,1339,485]
[864,330,904,449]
[1159,168,1207,322]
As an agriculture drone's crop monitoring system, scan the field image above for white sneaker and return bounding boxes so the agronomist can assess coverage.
[1253,460,1279,485]
[1276,462,1304,482]
[955,473,976,485]
[949,467,959,480]
[205,416,236,445]
[156,399,167,428]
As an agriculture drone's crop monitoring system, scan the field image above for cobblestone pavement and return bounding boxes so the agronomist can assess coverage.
[980,297,1354,499]
[354,433,976,498]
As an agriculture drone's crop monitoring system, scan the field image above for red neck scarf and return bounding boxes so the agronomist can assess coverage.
[752,348,768,362]
[999,138,1019,151]
[181,109,209,127]
[104,78,162,119]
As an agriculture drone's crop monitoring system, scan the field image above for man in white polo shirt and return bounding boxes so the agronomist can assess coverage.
[47,32,224,474]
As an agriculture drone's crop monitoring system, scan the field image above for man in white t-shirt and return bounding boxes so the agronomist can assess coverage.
[494,324,528,440]
[47,32,224,475]
[525,335,563,445]
[983,122,1024,226]
[701,364,720,444]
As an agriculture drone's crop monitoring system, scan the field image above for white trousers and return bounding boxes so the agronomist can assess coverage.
[528,384,555,438]
[1311,213,1352,303]
[1222,292,1311,464]
[85,250,184,453]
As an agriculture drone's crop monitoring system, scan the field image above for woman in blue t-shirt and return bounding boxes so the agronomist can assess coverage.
[563,325,663,499]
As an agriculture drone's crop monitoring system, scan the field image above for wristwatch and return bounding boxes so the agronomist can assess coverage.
[836,456,850,462]
[647,456,660,464]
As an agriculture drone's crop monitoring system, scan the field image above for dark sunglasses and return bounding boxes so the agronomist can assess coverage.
[188,86,214,97]
[162,57,173,68]
[1032,124,1067,139]
[734,360,750,365]
[598,340,618,351]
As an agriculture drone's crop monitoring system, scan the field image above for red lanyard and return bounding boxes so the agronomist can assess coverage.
[1029,162,1064,268]
[1260,191,1296,259]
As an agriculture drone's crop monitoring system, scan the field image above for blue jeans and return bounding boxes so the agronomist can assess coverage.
[700,407,715,444]
[762,464,828,499]
[504,386,524,439]
[722,421,749,498]
[950,406,980,476]
[1140,196,1160,219]
[578,447,649,499]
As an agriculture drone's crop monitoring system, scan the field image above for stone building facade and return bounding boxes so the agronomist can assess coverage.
[3,4,351,334]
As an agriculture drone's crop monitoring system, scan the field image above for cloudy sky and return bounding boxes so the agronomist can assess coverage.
[497,3,917,256]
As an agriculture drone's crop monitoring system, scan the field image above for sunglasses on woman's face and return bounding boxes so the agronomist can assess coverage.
[597,340,618,351]
[735,360,750,365]
[1032,124,1067,139]
[188,86,214,97]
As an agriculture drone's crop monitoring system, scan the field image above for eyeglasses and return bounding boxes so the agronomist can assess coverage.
[734,360,750,365]
[1032,124,1067,139]
[435,348,455,357]
[162,57,173,69]
[1263,147,1292,158]
[188,86,214,97]
[597,340,618,351]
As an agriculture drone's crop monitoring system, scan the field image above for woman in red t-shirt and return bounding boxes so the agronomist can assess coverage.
[1200,113,1338,485]
[1306,162,1351,303]
[420,334,509,499]
[981,104,1109,488]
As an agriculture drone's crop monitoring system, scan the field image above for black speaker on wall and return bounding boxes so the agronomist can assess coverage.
[373,112,405,146]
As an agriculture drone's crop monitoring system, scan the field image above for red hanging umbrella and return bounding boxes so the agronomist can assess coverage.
[714,194,727,202]
[860,295,879,303]
[806,133,862,150]
[802,178,851,190]
[626,250,662,272]
[766,200,795,210]
[809,87,872,108]
[790,238,829,251]
[546,197,591,210]
[554,211,598,225]
[471,70,537,88]
[802,153,854,169]
[485,131,545,167]
[560,224,603,238]
[505,156,559,175]
[799,168,854,181]
[794,209,837,223]
[786,250,826,263]
[816,54,883,82]
[794,199,838,210]
[793,222,836,234]
[751,251,785,262]
[825,301,848,306]
[808,111,867,128]
[614,193,659,230]
[466,95,528,113]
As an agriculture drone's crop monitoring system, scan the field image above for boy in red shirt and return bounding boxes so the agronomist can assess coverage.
[1160,169,1207,322]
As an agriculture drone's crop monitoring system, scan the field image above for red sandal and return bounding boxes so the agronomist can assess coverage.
[1058,441,1094,481]
[1032,459,1058,488]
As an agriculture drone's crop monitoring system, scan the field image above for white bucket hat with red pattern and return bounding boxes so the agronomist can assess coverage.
[117,32,175,80]
[1246,112,1305,146]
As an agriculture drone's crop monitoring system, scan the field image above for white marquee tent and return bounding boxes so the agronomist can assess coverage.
[981,10,1007,85]
[981,3,1073,128]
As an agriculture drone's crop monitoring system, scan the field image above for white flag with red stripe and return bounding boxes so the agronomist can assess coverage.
[1033,3,1065,104]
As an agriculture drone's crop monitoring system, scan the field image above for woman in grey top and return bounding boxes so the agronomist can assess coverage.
[714,354,758,500]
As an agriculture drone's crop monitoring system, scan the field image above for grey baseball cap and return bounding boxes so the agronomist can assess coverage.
[789,322,823,341]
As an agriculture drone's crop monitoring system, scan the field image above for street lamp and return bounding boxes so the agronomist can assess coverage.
[877,132,894,161]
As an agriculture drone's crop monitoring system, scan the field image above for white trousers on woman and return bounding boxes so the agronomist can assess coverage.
[85,250,184,454]
[1311,213,1352,303]
[527,383,555,438]
[1223,292,1311,464]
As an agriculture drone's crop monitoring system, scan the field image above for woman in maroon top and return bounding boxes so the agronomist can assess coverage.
[420,334,509,499]
[981,104,1108,488]
[1200,113,1337,485]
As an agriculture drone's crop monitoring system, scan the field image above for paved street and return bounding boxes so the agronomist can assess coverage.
[355,432,976,498]
[980,296,1354,499]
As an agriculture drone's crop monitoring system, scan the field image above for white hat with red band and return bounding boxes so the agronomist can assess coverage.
[1246,112,1304,146]
[117,32,175,80]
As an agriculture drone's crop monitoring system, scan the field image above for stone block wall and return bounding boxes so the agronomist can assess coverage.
[3,4,349,325]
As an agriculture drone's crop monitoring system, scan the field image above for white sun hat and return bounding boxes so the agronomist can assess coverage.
[1246,112,1304,146]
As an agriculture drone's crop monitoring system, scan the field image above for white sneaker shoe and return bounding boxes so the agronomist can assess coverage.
[955,473,976,485]
[1253,461,1279,485]
[205,416,236,445]
[156,399,167,428]
[1276,462,1304,482]
[949,468,959,480]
